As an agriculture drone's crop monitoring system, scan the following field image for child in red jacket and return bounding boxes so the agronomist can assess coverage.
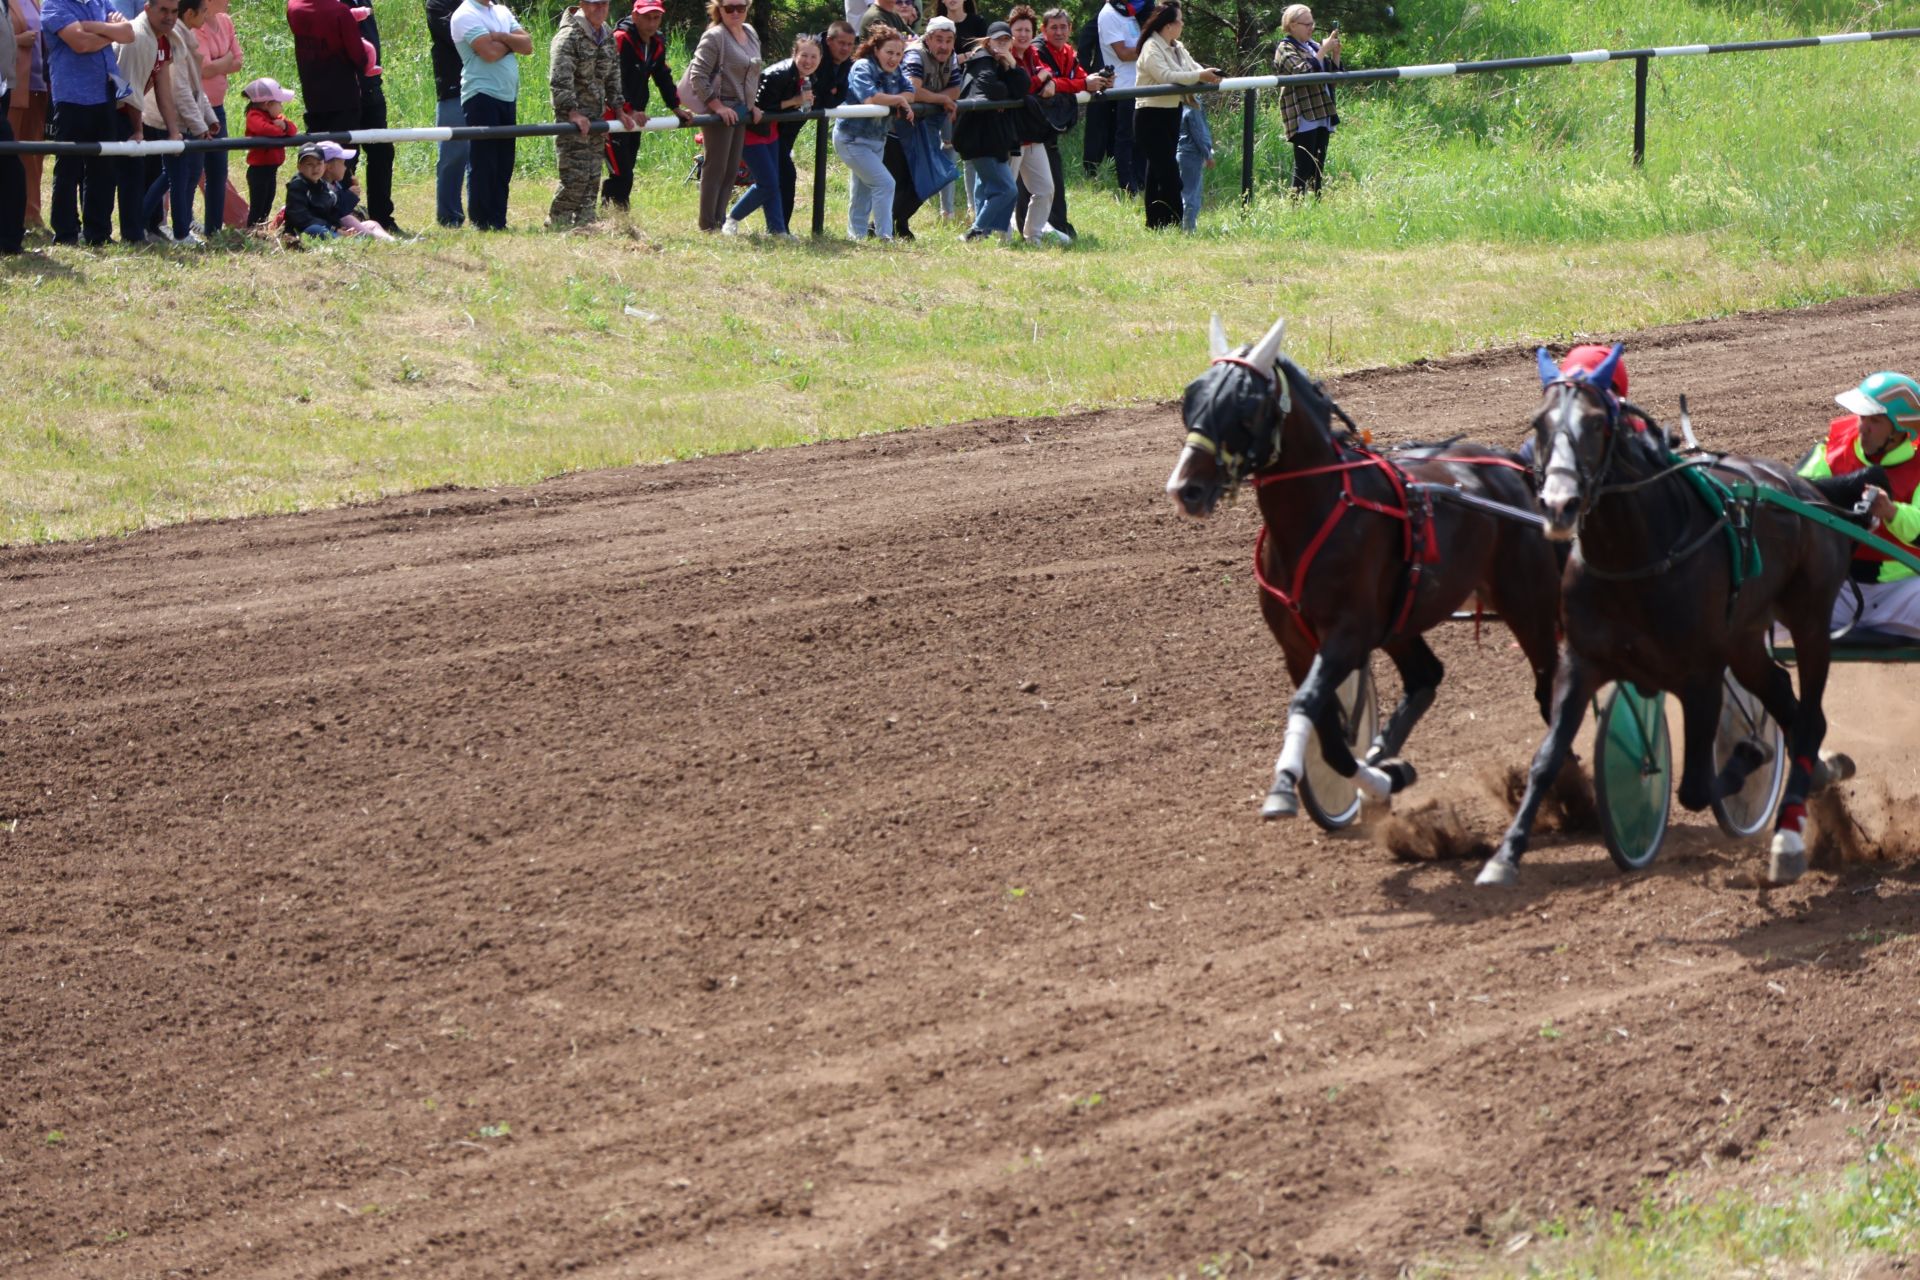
[242,78,301,228]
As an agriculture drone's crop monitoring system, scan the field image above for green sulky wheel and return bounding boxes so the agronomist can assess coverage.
[1300,664,1380,833]
[1594,682,1672,872]
[1710,671,1787,840]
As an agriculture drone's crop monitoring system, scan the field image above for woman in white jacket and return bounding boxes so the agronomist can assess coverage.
[1132,1,1217,230]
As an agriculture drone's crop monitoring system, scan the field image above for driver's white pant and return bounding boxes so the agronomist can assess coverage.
[1831,575,1920,638]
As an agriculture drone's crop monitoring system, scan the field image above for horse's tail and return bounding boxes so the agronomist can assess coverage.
[1805,465,1889,527]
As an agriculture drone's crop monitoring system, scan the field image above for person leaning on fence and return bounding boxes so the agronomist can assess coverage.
[448,0,529,231]
[1094,0,1144,194]
[143,0,213,244]
[1273,3,1338,196]
[856,0,907,40]
[952,21,1026,242]
[1800,373,1920,639]
[118,0,181,246]
[240,75,295,225]
[41,0,136,246]
[814,19,853,108]
[547,0,637,228]
[1016,8,1104,241]
[0,0,26,254]
[684,0,760,234]
[724,33,815,237]
[1134,2,1217,230]
[424,0,469,226]
[603,0,686,212]
[192,0,238,237]
[891,15,957,239]
[8,0,51,239]
[286,0,368,156]
[832,24,909,241]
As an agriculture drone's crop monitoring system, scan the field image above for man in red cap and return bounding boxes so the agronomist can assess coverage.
[604,0,689,210]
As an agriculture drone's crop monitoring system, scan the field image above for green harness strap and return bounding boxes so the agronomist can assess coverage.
[1670,458,1763,590]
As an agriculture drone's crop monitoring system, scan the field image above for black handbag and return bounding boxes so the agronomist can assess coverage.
[1036,44,1080,133]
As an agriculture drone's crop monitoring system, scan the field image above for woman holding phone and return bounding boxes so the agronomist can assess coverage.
[1273,3,1340,195]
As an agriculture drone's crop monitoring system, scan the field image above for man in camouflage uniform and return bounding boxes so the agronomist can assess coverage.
[550,0,640,226]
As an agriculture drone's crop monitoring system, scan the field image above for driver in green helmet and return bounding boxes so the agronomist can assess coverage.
[1798,370,1920,637]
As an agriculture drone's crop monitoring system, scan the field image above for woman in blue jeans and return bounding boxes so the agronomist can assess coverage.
[725,36,819,236]
[951,22,1028,242]
[832,26,913,240]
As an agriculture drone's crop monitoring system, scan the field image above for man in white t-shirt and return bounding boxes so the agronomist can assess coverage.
[447,0,530,230]
[1095,0,1141,194]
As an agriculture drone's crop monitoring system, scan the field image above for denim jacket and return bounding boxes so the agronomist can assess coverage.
[834,56,909,144]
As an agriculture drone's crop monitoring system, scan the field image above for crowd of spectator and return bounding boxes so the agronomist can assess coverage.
[0,0,1343,254]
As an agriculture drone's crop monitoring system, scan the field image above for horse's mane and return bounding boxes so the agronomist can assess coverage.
[1278,356,1342,433]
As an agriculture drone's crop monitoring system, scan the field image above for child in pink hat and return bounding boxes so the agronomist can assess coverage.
[242,78,301,228]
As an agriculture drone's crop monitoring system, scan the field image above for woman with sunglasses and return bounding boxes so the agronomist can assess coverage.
[685,0,763,231]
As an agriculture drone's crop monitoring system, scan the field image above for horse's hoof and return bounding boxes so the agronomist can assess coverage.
[1262,777,1300,820]
[1381,759,1418,794]
[1812,752,1855,792]
[1767,829,1808,885]
[1475,856,1519,887]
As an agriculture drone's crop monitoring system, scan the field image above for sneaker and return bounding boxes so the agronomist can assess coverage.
[962,228,990,242]
[174,228,206,247]
[769,230,800,241]
[721,217,740,236]
[1038,227,1073,247]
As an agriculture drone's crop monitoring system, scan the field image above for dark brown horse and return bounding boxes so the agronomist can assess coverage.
[1479,344,1879,887]
[1166,316,1564,820]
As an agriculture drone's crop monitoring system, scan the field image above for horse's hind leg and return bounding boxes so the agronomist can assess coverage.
[1366,635,1442,765]
[1676,672,1764,811]
[1265,649,1408,820]
[1479,643,1594,886]
[1763,625,1834,883]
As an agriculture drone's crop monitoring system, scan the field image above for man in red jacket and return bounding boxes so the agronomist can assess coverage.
[286,0,368,147]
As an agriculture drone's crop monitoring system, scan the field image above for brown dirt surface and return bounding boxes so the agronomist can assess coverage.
[7,292,1920,1280]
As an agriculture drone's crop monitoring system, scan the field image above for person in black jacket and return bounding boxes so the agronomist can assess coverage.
[348,0,402,233]
[813,20,855,110]
[602,0,690,210]
[426,0,470,226]
[952,23,1026,242]
[724,36,819,235]
[1075,9,1111,180]
[285,143,342,237]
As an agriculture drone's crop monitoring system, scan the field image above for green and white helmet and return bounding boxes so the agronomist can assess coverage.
[1838,371,1920,441]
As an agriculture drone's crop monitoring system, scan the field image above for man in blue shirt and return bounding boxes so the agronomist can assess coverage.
[448,0,530,231]
[42,0,140,244]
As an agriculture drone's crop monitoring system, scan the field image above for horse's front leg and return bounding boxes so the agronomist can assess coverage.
[1674,673,1729,812]
[1766,621,1837,884]
[1478,645,1594,886]
[1366,635,1443,766]
[1264,648,1404,819]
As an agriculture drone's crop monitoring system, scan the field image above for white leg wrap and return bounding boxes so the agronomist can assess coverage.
[1275,712,1314,783]
[1354,764,1393,800]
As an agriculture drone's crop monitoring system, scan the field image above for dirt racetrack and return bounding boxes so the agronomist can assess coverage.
[8,293,1920,1279]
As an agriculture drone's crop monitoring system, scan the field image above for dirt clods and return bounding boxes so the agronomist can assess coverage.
[1375,800,1493,862]
[1483,755,1598,834]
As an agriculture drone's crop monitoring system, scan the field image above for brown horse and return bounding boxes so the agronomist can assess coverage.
[1166,316,1564,820]
[1478,344,1879,887]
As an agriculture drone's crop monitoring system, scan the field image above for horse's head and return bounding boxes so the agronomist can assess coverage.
[1166,315,1293,517]
[1530,342,1626,541]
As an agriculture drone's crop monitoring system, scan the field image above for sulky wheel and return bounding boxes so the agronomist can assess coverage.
[1710,670,1787,840]
[1593,682,1672,872]
[1300,663,1380,832]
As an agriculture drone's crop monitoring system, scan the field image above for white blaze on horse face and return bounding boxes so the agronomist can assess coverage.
[1166,444,1207,515]
[1538,406,1583,538]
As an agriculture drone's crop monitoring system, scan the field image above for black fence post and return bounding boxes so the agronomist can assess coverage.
[1632,55,1648,167]
[812,117,828,238]
[1241,88,1256,204]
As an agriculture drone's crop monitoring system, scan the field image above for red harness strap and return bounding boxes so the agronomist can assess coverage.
[1250,452,1527,650]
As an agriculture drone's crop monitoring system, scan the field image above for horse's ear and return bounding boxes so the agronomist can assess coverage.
[1535,347,1559,387]
[1208,313,1229,360]
[1589,343,1625,395]
[1248,316,1287,375]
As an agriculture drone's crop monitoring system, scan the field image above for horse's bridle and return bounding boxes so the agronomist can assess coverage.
[1181,355,1295,490]
[1533,376,1625,529]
